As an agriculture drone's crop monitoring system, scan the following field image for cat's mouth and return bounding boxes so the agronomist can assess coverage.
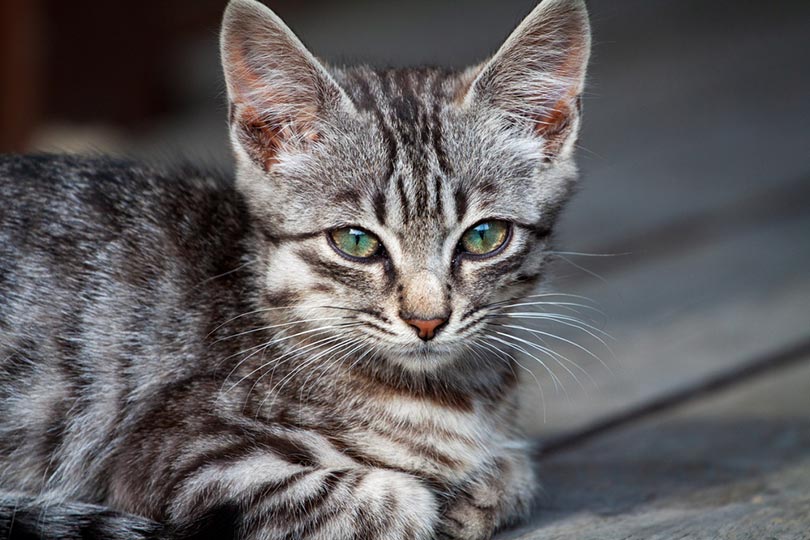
[392,342,459,360]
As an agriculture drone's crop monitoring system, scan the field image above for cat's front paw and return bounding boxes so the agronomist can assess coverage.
[437,496,497,540]
[353,468,439,540]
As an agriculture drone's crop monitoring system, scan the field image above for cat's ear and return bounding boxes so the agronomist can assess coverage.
[466,0,591,161]
[220,0,352,170]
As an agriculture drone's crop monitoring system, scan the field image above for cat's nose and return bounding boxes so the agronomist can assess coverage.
[404,317,448,341]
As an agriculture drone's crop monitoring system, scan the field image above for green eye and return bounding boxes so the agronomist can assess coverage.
[460,220,511,256]
[329,227,381,259]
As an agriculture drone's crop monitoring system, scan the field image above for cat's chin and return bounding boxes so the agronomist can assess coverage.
[382,344,462,373]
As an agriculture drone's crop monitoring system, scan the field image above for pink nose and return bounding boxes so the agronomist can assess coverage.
[404,318,448,341]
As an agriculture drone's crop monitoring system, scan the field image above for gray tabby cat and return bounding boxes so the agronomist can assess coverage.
[0,0,590,538]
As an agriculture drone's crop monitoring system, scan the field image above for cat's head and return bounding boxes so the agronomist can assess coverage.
[220,0,590,373]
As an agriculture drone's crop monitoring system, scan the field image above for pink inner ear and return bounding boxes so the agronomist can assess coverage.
[534,96,576,160]
[226,42,324,170]
[235,104,285,171]
[233,102,322,171]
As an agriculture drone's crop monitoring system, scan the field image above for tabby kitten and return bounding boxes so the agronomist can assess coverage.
[0,0,590,538]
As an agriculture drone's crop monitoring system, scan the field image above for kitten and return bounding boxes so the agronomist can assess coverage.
[0,0,590,538]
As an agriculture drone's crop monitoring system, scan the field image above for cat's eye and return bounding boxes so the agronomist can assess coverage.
[459,220,511,257]
[329,227,382,260]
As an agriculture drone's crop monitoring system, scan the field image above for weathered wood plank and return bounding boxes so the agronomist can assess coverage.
[517,205,810,435]
[500,357,810,539]
[502,0,810,436]
[537,338,810,456]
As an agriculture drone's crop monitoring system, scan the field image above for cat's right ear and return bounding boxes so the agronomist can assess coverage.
[465,0,591,162]
[220,0,352,171]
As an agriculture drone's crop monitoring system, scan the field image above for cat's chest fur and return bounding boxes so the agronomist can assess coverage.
[348,395,508,481]
[265,376,518,483]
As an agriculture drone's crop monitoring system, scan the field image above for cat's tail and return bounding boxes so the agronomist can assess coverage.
[0,492,164,540]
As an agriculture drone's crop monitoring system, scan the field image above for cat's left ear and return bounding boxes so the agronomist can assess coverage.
[220,0,353,171]
[465,0,591,162]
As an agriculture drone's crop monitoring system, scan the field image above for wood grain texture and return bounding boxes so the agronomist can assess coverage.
[501,359,810,539]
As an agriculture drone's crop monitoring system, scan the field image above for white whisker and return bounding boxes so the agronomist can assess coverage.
[475,338,546,424]
[484,334,565,398]
[206,305,301,338]
[495,300,604,318]
[257,337,359,414]
[546,250,630,257]
[222,325,358,393]
[494,313,615,369]
[300,338,370,402]
[553,254,611,285]
[213,316,351,343]
[496,322,603,368]
[495,312,613,340]
[491,329,587,393]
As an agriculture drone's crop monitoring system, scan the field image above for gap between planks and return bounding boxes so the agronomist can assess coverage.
[534,336,810,458]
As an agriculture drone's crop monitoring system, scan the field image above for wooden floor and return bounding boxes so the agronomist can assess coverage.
[498,0,810,536]
[27,0,810,537]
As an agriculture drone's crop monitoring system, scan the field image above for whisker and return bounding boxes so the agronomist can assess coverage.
[494,300,604,318]
[468,339,519,386]
[461,342,489,366]
[553,254,611,285]
[318,305,378,316]
[249,336,340,404]
[475,338,546,423]
[494,313,615,368]
[495,322,603,367]
[493,312,613,340]
[491,328,588,393]
[298,338,361,397]
[206,305,301,338]
[546,250,630,257]
[213,316,352,343]
[493,324,599,388]
[208,304,373,340]
[490,292,600,307]
[273,336,357,391]
[221,325,359,392]
[190,259,257,291]
[245,332,349,391]
[227,333,345,397]
[300,338,369,402]
[247,337,349,414]
[257,337,358,414]
[489,331,576,395]
[215,320,361,370]
[484,334,566,397]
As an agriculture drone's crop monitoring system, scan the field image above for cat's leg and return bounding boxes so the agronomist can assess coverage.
[437,446,536,540]
[0,492,163,540]
[110,397,438,540]
[167,460,438,540]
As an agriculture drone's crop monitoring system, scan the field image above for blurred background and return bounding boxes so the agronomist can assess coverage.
[2,0,809,437]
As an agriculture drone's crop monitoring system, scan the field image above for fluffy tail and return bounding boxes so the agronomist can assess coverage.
[0,493,164,540]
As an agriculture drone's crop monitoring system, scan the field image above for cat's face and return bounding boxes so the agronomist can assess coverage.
[221,0,590,372]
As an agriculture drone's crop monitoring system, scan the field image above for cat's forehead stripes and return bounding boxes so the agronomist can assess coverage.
[337,67,467,230]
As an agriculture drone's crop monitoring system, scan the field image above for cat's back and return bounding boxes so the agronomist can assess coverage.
[0,154,260,495]
[0,154,254,342]
[1,153,242,252]
[0,154,254,292]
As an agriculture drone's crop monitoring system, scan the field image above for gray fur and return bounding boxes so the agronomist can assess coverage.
[0,1,590,538]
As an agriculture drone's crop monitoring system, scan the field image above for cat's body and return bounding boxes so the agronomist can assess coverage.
[0,1,591,539]
[0,153,528,539]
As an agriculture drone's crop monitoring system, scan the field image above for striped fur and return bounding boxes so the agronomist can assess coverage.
[0,0,590,539]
